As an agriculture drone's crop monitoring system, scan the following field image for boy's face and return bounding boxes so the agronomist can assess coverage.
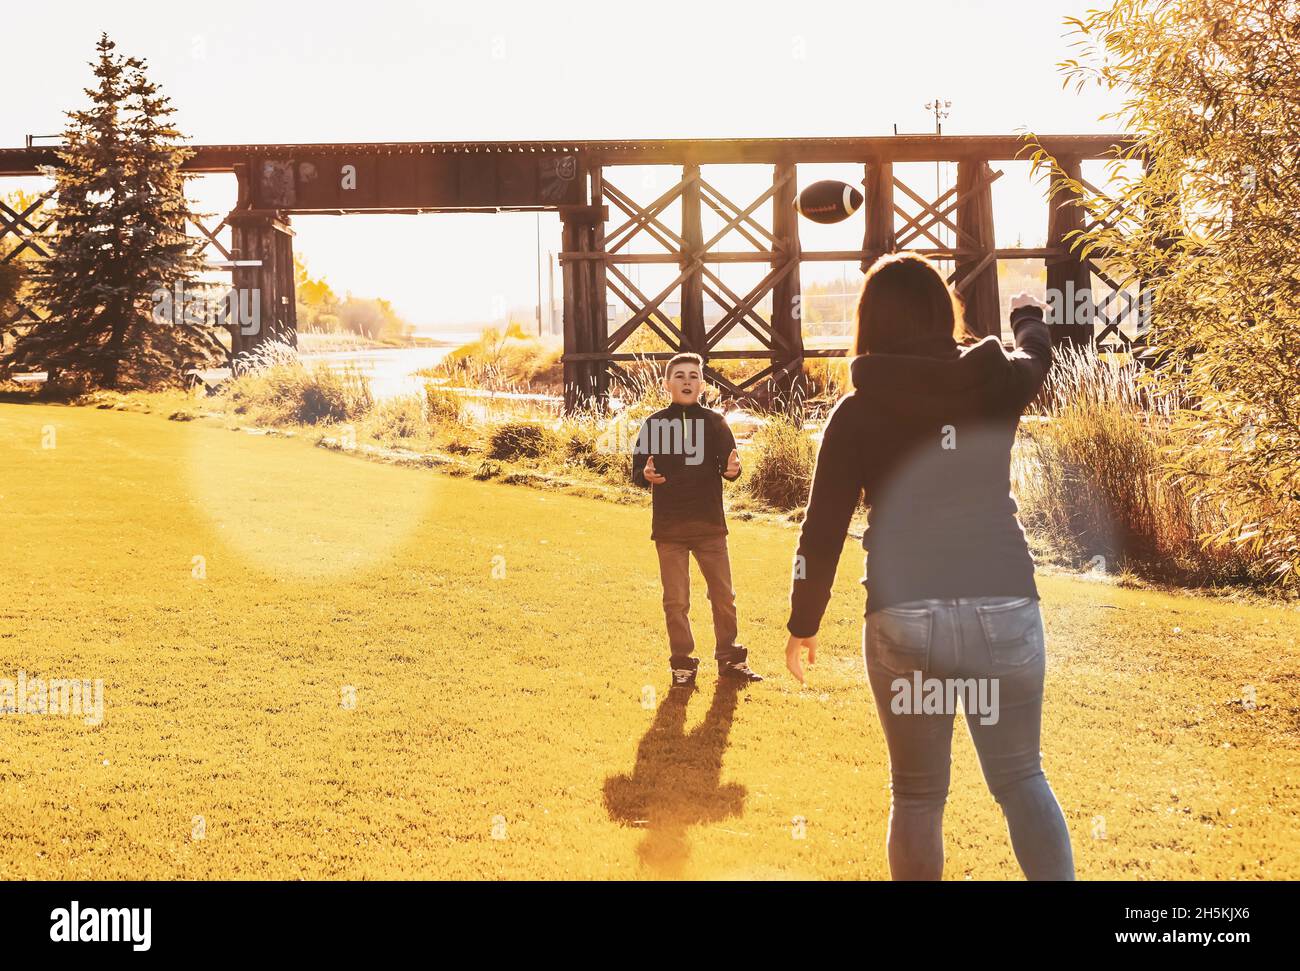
[664,364,702,405]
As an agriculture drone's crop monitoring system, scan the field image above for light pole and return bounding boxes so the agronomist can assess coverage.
[535,212,543,336]
[924,97,952,262]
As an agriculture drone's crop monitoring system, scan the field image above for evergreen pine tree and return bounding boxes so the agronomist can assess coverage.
[4,33,223,388]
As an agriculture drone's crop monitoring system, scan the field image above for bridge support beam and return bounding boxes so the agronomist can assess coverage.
[769,160,803,406]
[861,158,896,275]
[1046,154,1094,349]
[226,208,297,358]
[954,158,1001,340]
[225,162,297,359]
[560,183,606,412]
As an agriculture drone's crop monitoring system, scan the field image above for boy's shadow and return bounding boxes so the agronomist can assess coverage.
[603,681,746,877]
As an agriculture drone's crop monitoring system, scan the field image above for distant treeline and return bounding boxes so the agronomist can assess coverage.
[295,254,414,341]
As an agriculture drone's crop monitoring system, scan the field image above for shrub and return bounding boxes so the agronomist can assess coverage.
[742,413,817,511]
[429,323,562,392]
[558,420,625,478]
[1015,347,1266,584]
[220,343,372,426]
[802,357,851,401]
[485,421,557,461]
[423,383,463,424]
[368,394,428,443]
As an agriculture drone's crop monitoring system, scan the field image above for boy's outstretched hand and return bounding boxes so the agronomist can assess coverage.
[785,633,818,684]
[725,448,740,479]
[643,454,667,486]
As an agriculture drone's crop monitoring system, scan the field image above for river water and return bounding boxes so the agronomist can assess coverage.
[298,344,465,401]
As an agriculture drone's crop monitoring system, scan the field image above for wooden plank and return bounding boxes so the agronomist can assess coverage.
[698,174,786,253]
[697,175,779,248]
[680,163,705,353]
[604,260,697,351]
[1045,155,1094,348]
[700,263,782,347]
[954,159,1001,339]
[0,135,1137,178]
[892,183,958,247]
[769,160,802,403]
[564,348,855,361]
[603,173,691,253]
[700,184,771,252]
[701,278,776,350]
[606,269,683,349]
[861,159,895,273]
[707,259,797,350]
[587,166,610,401]
[560,214,582,411]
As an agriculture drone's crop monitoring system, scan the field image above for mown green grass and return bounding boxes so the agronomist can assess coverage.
[0,402,1296,879]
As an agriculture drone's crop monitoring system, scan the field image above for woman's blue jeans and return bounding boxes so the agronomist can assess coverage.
[864,595,1075,880]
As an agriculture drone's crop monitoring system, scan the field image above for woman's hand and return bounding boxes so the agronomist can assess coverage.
[1010,291,1047,313]
[785,634,818,684]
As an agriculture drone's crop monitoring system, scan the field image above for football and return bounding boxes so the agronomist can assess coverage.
[795,179,865,224]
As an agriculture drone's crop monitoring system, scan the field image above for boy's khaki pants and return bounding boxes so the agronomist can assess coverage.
[654,534,745,669]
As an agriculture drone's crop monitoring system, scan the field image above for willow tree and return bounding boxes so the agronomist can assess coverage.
[3,33,223,389]
[1028,0,1300,582]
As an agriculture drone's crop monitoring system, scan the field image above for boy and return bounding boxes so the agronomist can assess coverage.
[631,352,763,689]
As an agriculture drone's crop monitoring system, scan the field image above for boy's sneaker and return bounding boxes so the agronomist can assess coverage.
[722,660,759,681]
[670,656,699,690]
[722,652,759,681]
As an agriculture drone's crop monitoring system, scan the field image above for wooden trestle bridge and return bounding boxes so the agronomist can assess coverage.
[0,134,1141,409]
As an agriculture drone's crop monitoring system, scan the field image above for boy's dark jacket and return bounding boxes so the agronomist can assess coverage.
[787,305,1054,637]
[631,401,739,541]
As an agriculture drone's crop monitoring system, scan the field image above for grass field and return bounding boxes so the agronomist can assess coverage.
[1,401,1297,880]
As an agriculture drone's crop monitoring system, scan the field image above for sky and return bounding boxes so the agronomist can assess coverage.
[2,0,1128,329]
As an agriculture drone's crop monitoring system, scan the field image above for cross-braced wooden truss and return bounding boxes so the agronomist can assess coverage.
[0,192,56,328]
[558,156,1065,409]
[1,195,236,321]
[579,163,805,403]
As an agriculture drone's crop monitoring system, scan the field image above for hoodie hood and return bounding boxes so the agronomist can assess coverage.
[848,336,1012,420]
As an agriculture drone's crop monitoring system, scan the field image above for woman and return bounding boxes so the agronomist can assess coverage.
[784,252,1075,881]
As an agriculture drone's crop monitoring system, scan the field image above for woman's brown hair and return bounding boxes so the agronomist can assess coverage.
[852,252,971,356]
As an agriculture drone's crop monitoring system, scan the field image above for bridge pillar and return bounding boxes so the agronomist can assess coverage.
[1046,154,1094,348]
[226,208,296,358]
[954,158,1001,340]
[769,160,803,406]
[861,158,896,273]
[560,194,605,412]
[680,163,705,358]
[225,163,297,360]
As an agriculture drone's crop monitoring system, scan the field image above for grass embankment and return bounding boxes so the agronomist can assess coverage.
[1,401,1297,879]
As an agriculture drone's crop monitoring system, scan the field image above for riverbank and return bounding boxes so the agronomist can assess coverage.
[295,330,466,353]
